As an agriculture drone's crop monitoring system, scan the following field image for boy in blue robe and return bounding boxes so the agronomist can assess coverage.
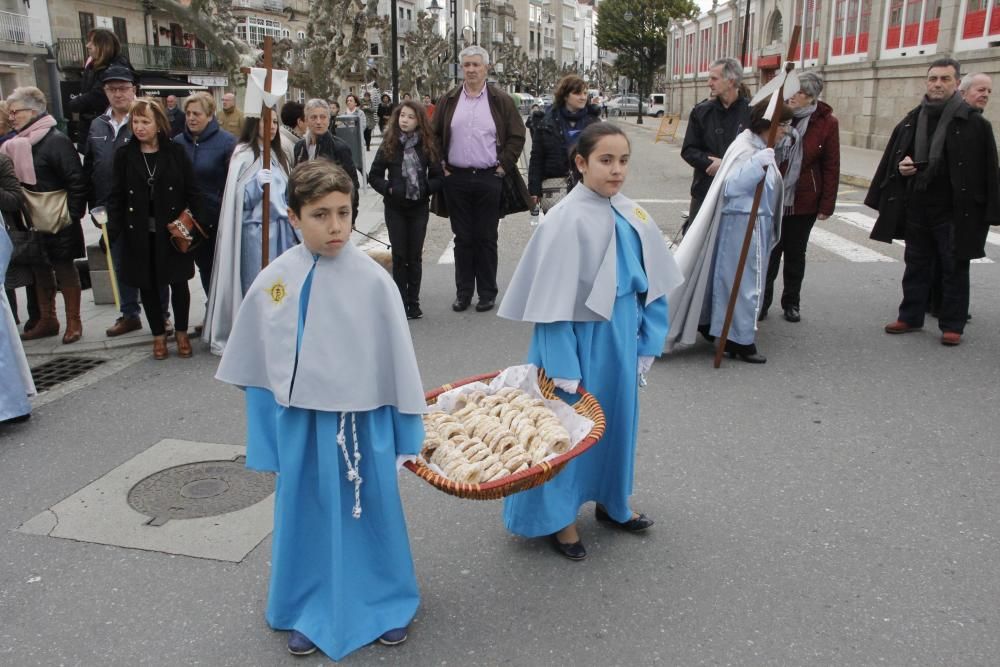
[498,123,683,560]
[217,160,427,658]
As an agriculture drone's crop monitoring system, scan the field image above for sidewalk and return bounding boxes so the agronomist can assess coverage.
[15,186,387,358]
[630,117,879,188]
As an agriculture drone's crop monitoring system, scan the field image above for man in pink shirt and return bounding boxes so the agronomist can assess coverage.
[431,46,530,312]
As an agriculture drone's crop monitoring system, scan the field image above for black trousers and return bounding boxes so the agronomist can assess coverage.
[898,218,969,334]
[384,200,429,308]
[363,127,373,150]
[443,170,503,301]
[764,212,818,311]
[139,234,190,336]
[193,232,215,295]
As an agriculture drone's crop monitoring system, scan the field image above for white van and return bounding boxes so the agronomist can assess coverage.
[646,93,668,117]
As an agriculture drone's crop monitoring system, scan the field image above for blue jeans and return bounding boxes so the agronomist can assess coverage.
[111,236,168,320]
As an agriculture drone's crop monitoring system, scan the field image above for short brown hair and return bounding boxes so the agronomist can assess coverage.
[129,97,172,137]
[183,92,216,116]
[288,160,354,216]
[87,28,121,69]
[553,74,587,109]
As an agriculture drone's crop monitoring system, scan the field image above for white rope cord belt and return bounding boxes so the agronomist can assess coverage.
[336,412,363,519]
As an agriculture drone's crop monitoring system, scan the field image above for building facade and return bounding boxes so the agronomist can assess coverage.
[667,0,1000,149]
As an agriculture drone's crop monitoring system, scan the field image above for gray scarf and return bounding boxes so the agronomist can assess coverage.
[399,132,421,200]
[781,102,818,213]
[913,92,962,190]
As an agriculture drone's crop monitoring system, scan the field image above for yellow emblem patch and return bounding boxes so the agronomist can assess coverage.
[634,207,649,223]
[266,279,288,304]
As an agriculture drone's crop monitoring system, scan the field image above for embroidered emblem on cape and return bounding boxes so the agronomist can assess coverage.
[266,279,288,304]
[634,207,649,223]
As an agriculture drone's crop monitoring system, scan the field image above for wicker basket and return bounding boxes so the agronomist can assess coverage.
[403,369,606,500]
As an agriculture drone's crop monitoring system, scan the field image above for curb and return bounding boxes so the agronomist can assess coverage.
[840,173,873,189]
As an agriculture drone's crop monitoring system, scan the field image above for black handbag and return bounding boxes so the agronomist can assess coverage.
[8,227,46,266]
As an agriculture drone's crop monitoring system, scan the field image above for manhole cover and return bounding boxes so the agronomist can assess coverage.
[127,458,274,526]
[30,357,106,392]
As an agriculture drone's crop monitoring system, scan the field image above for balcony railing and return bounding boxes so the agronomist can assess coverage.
[57,38,222,73]
[0,10,31,44]
[232,0,285,13]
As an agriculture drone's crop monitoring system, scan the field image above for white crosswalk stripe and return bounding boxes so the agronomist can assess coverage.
[356,231,391,252]
[438,239,455,265]
[809,227,896,262]
[829,208,993,263]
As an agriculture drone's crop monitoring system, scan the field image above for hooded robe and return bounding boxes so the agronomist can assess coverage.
[0,226,35,421]
[498,184,682,536]
[217,241,426,660]
[665,129,783,351]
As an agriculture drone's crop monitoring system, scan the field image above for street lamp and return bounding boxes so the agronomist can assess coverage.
[622,10,644,124]
[534,6,552,95]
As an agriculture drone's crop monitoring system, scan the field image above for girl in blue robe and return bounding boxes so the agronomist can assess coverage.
[1,225,35,423]
[217,161,427,659]
[498,123,682,560]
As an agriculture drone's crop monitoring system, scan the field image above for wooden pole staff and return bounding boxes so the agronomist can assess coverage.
[260,36,273,270]
[713,25,801,369]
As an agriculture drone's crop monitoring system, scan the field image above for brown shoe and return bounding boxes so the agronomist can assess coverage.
[175,331,193,358]
[61,284,83,344]
[884,320,920,334]
[20,285,59,340]
[20,317,60,341]
[941,331,962,346]
[153,335,168,360]
[106,317,142,337]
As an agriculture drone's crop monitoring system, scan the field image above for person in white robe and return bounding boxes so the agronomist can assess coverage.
[665,99,791,363]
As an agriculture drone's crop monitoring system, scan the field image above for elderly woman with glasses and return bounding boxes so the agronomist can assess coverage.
[1,86,88,344]
[762,71,840,323]
[667,98,793,364]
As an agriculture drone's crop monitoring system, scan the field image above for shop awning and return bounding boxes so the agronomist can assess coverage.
[138,75,209,98]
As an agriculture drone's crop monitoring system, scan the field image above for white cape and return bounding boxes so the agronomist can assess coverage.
[203,145,279,356]
[498,184,683,323]
[665,129,780,352]
[216,242,427,414]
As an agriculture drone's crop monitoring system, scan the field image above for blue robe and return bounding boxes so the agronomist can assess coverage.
[1,227,33,421]
[705,134,781,345]
[503,212,668,537]
[239,164,300,295]
[243,260,423,661]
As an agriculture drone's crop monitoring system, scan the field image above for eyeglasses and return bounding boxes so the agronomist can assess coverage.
[104,85,134,93]
[7,108,30,117]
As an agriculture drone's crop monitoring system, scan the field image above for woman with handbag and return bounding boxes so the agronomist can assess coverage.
[1,86,88,344]
[203,111,297,356]
[527,75,602,213]
[108,98,201,360]
[368,100,443,320]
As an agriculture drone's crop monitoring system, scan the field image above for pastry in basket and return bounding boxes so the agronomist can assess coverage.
[496,123,681,558]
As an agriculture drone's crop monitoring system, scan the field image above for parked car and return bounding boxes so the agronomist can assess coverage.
[606,95,640,116]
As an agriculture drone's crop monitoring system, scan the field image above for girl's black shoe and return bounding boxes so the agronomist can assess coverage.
[595,504,655,532]
[550,534,587,560]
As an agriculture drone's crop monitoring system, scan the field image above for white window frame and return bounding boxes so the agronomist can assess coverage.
[793,0,822,68]
[879,0,939,59]
[954,0,999,51]
[827,0,873,64]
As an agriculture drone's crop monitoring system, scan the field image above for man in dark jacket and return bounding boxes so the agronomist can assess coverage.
[174,92,237,296]
[431,46,529,313]
[165,95,185,137]
[293,98,360,223]
[680,57,751,233]
[867,57,1000,346]
[82,65,166,337]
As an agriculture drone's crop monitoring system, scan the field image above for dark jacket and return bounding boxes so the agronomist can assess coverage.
[293,131,360,218]
[377,101,395,130]
[23,119,88,261]
[527,103,602,197]
[166,106,185,138]
[83,110,132,210]
[431,83,530,217]
[66,54,134,145]
[681,95,751,200]
[1,153,29,287]
[368,139,443,208]
[784,100,840,217]
[865,101,1000,261]
[173,118,236,230]
[107,138,201,289]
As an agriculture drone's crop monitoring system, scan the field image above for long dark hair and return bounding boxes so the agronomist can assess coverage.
[380,100,440,163]
[87,28,121,69]
[238,112,290,174]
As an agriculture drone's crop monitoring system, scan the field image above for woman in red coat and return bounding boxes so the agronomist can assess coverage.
[762,71,840,323]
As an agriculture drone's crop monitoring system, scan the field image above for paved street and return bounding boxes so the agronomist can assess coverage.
[3,120,1000,665]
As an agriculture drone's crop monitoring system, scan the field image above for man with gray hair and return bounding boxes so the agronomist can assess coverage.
[960,72,991,112]
[680,57,751,233]
[292,98,359,222]
[431,45,530,313]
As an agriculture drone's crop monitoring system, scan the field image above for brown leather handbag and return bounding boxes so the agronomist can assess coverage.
[167,208,208,253]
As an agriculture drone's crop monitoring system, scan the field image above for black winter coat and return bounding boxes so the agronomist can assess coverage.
[527,104,602,197]
[368,140,443,208]
[681,95,751,200]
[107,138,201,289]
[864,102,1000,261]
[66,55,134,145]
[24,121,88,262]
[293,131,360,218]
